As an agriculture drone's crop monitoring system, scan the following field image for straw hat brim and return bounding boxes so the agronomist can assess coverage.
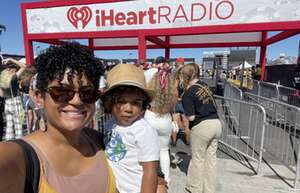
[102,80,155,99]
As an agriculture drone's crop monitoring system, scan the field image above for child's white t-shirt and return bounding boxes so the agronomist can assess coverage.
[104,118,159,193]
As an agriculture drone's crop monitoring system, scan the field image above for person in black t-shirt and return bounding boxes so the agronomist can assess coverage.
[178,63,222,193]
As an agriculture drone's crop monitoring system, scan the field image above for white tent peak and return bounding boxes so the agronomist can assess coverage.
[18,56,37,64]
[233,60,253,69]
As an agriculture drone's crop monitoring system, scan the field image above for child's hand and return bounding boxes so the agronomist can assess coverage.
[157,176,167,186]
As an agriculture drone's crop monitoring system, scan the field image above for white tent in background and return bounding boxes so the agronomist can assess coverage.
[232,60,252,69]
[18,58,26,64]
[18,56,37,64]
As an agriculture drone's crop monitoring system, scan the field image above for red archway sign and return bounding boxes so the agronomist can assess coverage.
[21,0,300,80]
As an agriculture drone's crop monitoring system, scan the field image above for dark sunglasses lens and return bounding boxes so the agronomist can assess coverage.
[48,87,75,103]
[80,89,99,103]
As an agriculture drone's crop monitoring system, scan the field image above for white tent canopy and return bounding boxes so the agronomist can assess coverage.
[232,60,253,69]
[18,56,37,64]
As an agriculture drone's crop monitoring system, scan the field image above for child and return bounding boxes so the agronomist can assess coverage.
[101,64,160,193]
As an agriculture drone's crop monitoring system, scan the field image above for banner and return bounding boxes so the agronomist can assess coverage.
[26,0,300,34]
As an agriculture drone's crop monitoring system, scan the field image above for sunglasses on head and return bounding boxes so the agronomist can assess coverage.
[47,86,99,104]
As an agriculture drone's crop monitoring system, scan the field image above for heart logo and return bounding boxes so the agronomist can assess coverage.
[67,6,92,29]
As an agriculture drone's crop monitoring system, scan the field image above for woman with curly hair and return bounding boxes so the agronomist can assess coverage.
[0,42,117,193]
[144,59,177,185]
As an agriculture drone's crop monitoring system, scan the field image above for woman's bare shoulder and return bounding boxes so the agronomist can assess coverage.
[0,141,26,193]
[0,141,25,164]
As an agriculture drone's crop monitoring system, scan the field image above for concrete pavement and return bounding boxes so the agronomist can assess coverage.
[168,139,299,193]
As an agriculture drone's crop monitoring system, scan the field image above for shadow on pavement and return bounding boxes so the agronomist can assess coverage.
[170,151,191,175]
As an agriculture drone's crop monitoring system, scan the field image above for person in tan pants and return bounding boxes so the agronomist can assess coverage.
[177,63,222,193]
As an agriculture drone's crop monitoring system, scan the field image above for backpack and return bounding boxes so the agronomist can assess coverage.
[0,69,15,98]
[0,69,15,89]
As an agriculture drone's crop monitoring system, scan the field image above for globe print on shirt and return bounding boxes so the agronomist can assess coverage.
[105,129,127,162]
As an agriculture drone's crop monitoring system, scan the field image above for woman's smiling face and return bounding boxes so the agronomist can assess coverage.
[41,70,96,132]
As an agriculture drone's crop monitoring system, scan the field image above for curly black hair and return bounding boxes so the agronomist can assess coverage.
[34,42,103,92]
[101,85,151,113]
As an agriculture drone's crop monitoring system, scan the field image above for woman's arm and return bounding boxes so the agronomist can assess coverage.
[0,142,26,193]
[3,58,27,78]
[141,161,158,193]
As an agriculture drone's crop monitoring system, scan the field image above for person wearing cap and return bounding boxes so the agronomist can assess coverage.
[175,57,185,70]
[101,64,160,193]
[0,42,117,193]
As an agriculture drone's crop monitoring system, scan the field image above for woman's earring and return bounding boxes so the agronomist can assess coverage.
[39,111,47,132]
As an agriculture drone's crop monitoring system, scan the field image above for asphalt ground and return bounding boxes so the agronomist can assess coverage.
[168,137,299,193]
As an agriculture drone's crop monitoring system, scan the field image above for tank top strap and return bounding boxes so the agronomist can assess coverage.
[103,154,117,193]
[22,139,58,193]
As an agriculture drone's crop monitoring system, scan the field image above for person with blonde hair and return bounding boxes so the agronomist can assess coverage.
[178,63,221,193]
[144,59,177,185]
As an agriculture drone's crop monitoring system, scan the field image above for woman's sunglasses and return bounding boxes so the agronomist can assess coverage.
[47,86,99,104]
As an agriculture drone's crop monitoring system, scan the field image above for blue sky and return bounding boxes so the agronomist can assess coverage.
[0,0,299,63]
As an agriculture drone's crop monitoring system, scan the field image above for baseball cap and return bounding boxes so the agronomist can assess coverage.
[176,57,185,63]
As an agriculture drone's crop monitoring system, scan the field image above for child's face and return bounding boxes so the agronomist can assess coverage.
[111,90,145,127]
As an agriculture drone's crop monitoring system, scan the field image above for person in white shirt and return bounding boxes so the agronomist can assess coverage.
[101,64,159,193]
[144,59,177,184]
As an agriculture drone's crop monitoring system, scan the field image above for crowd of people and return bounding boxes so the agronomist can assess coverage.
[0,57,37,141]
[0,42,221,193]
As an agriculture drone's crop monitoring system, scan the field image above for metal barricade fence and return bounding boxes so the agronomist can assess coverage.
[224,81,243,100]
[278,85,300,107]
[246,78,300,107]
[214,95,266,174]
[95,100,112,133]
[258,81,279,99]
[243,92,300,189]
[200,78,217,88]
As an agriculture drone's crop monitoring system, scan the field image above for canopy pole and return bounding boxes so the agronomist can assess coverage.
[165,48,170,61]
[88,38,94,54]
[138,34,146,64]
[24,39,34,65]
[260,31,268,81]
[165,36,170,61]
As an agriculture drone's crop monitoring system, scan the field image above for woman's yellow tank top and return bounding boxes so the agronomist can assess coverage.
[37,156,117,193]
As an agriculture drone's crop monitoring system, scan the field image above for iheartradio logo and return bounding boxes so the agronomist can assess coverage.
[67,6,92,29]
